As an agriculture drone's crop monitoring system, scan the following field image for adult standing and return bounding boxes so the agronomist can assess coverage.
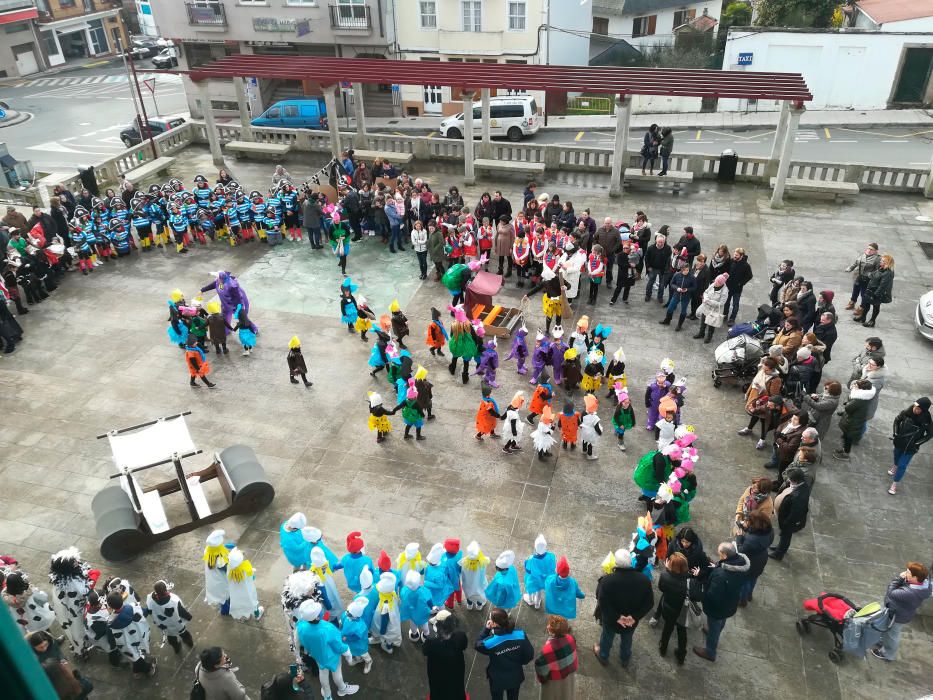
[813,312,838,367]
[534,615,579,700]
[694,272,728,343]
[766,411,809,483]
[871,563,931,662]
[657,127,674,176]
[675,227,701,267]
[197,647,248,699]
[494,216,515,278]
[768,467,811,561]
[687,253,710,320]
[832,379,875,461]
[768,259,795,306]
[886,397,931,495]
[410,221,429,280]
[797,281,818,332]
[302,193,323,249]
[475,192,495,224]
[608,239,637,305]
[659,261,696,331]
[855,254,895,327]
[733,477,775,533]
[725,247,753,324]
[849,336,884,383]
[707,244,731,279]
[52,184,76,217]
[491,191,513,223]
[422,610,468,700]
[594,218,620,288]
[692,542,749,662]
[734,511,773,607]
[475,608,535,700]
[640,124,660,175]
[272,164,292,186]
[801,380,842,440]
[845,242,880,312]
[643,232,671,303]
[427,222,447,281]
[341,187,364,242]
[593,551,654,667]
[445,186,465,211]
[858,355,887,421]
[385,195,405,254]
[656,552,690,665]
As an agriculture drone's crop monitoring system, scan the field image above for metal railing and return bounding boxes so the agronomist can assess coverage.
[185,1,227,26]
[329,3,371,30]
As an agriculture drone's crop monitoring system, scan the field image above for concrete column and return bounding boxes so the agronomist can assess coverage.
[233,77,253,142]
[323,88,341,158]
[463,92,475,185]
[769,105,804,209]
[924,153,933,199]
[768,100,791,175]
[198,82,224,167]
[352,82,367,149]
[609,95,632,198]
[480,87,491,159]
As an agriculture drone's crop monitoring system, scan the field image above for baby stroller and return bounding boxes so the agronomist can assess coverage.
[796,592,891,663]
[727,304,781,345]
[712,334,764,390]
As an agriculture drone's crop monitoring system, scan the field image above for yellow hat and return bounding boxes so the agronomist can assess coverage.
[389,299,400,313]
[206,300,221,314]
[170,289,184,303]
[289,336,301,349]
[563,347,578,361]
[414,365,428,380]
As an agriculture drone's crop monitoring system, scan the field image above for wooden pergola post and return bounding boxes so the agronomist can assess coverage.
[609,95,632,199]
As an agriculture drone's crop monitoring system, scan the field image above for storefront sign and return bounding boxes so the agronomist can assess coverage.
[253,17,297,32]
[737,52,753,65]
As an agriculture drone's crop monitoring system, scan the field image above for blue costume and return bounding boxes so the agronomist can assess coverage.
[544,571,585,619]
[296,618,348,672]
[339,610,371,657]
[234,304,257,349]
[440,544,463,600]
[423,564,449,606]
[399,579,433,626]
[523,550,557,595]
[280,522,308,569]
[339,279,358,325]
[340,549,373,595]
[485,553,522,609]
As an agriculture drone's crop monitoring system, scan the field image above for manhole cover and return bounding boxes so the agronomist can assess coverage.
[919,242,933,259]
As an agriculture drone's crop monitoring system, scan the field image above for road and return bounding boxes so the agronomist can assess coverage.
[0,60,188,175]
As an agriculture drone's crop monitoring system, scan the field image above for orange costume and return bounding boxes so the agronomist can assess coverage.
[426,307,448,353]
[557,410,580,446]
[529,382,552,416]
[186,346,211,377]
[476,398,500,436]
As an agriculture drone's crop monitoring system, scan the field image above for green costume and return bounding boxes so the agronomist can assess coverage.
[633,450,671,493]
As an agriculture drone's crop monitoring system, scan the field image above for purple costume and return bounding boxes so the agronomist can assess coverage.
[475,339,500,387]
[201,271,257,333]
[529,339,551,385]
[505,328,529,375]
[644,379,670,430]
[549,339,568,384]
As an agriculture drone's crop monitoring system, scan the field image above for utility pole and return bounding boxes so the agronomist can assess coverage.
[118,37,158,160]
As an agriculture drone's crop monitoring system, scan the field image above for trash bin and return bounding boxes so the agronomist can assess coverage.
[78,166,100,197]
[718,149,738,183]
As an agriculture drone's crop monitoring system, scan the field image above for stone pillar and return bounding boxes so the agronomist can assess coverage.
[463,92,475,185]
[198,82,224,167]
[769,105,804,209]
[609,95,632,198]
[480,87,491,159]
[233,77,253,142]
[768,100,791,177]
[353,82,367,149]
[323,88,341,158]
[925,153,933,199]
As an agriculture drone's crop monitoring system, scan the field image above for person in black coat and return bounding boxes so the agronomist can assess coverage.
[888,397,932,495]
[796,281,818,332]
[692,543,750,662]
[660,261,696,330]
[594,554,654,667]
[475,608,534,700]
[491,191,512,223]
[423,611,468,700]
[855,254,895,328]
[688,254,711,319]
[543,195,562,226]
[674,227,701,266]
[643,231,672,303]
[724,248,753,322]
[657,553,690,665]
[769,259,795,306]
[769,467,811,561]
[813,312,838,364]
[734,510,774,606]
[474,192,495,224]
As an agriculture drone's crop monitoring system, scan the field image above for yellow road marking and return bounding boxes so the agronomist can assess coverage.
[824,127,831,139]
[695,130,701,140]
[82,60,109,68]
[838,127,933,138]
[575,131,584,141]
[426,131,437,138]
[705,129,774,140]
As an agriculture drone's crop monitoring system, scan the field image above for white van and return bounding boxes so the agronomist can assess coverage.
[439,96,540,142]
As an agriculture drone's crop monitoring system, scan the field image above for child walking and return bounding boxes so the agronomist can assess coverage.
[287,336,312,387]
[612,388,636,452]
[558,400,580,450]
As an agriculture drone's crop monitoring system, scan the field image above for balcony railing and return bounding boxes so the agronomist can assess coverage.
[186,1,227,27]
[329,3,371,30]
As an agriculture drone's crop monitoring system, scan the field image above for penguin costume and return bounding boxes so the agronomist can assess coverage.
[530,405,557,461]
[501,391,526,455]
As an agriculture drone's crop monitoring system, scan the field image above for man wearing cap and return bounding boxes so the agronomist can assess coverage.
[296,600,360,699]
[593,550,654,667]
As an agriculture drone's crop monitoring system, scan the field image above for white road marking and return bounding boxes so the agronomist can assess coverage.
[26,141,116,155]
[881,140,907,143]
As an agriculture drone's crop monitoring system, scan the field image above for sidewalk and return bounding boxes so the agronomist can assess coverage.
[358,107,933,133]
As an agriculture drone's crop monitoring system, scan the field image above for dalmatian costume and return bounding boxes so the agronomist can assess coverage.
[145,584,193,653]
[49,547,93,654]
[106,579,151,664]
[2,572,56,634]
[280,569,324,662]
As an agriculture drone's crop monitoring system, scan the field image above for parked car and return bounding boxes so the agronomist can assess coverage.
[439,95,540,142]
[129,39,160,61]
[916,289,933,341]
[151,49,178,69]
[120,117,186,147]
[250,99,327,130]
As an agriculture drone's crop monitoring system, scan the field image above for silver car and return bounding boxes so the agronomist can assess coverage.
[916,290,933,341]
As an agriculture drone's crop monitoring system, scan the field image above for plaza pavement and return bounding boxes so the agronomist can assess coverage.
[1,146,931,699]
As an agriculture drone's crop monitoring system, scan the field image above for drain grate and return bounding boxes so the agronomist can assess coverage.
[919,242,933,260]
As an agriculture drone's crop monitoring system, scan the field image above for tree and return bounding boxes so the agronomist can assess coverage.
[755,0,839,28]
[722,1,752,27]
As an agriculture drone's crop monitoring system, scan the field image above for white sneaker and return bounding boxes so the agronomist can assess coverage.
[618,443,626,452]
[254,606,264,620]
[363,657,373,674]
[381,643,394,654]
[337,685,359,697]
[347,656,361,666]
[522,593,534,606]
[242,350,250,357]
[586,454,598,461]
[755,439,766,449]
[648,616,659,628]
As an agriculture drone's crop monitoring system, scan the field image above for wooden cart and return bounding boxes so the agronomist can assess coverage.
[465,270,524,338]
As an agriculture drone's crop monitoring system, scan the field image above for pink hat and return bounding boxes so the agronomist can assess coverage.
[714,273,729,287]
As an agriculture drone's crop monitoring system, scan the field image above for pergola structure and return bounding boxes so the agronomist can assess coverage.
[182,57,813,207]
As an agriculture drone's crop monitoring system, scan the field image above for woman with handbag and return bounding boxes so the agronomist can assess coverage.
[656,552,690,665]
[742,357,782,414]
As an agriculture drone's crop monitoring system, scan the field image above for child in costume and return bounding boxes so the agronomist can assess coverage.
[389,299,409,349]
[530,406,557,461]
[660,357,676,384]
[280,512,309,571]
[475,383,502,440]
[167,289,189,348]
[341,597,374,674]
[422,544,451,608]
[586,244,606,304]
[580,394,603,461]
[340,532,374,595]
[557,400,580,450]
[523,535,556,609]
[206,300,230,355]
[447,304,478,384]
[339,278,359,334]
[526,370,553,425]
[414,365,435,421]
[48,547,99,656]
[309,545,343,615]
[505,325,529,375]
[202,529,230,615]
[302,526,342,571]
[227,547,264,620]
[548,326,568,385]
[440,539,463,610]
[3,570,55,634]
[295,600,360,699]
[590,324,612,359]
[528,331,550,385]
[185,339,215,389]
[655,408,677,451]
[330,211,351,275]
[396,543,425,577]
[426,307,448,357]
[370,572,402,653]
[475,337,500,387]
[105,585,156,678]
[369,330,391,378]
[502,391,525,455]
[605,347,627,400]
[282,570,324,663]
[460,541,489,610]
[398,379,426,441]
[145,580,194,654]
[189,302,208,350]
[400,570,434,643]
[441,257,483,308]
[612,388,636,452]
[512,229,530,287]
[367,391,395,443]
[84,590,119,665]
[485,551,522,610]
[287,336,313,387]
[645,371,671,430]
[633,443,680,501]
[544,557,585,620]
[581,349,605,394]
[569,316,590,357]
[525,263,569,334]
[233,304,256,356]
[355,296,376,342]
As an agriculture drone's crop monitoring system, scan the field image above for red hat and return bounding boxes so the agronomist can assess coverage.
[444,538,460,555]
[556,556,570,578]
[346,531,364,554]
[377,550,391,572]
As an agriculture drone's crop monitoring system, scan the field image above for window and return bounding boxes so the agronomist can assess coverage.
[285,0,316,5]
[461,0,481,32]
[419,1,437,29]
[284,105,299,117]
[592,16,608,35]
[42,31,59,56]
[491,104,524,118]
[673,8,696,27]
[4,21,29,33]
[266,107,281,118]
[632,15,656,37]
[508,1,525,31]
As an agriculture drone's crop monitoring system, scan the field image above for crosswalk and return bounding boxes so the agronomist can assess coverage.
[15,73,181,88]
[795,129,820,142]
[16,73,183,99]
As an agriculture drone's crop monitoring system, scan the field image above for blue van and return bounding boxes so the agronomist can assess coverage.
[251,98,328,129]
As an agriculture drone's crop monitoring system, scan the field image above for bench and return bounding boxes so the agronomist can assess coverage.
[474,158,546,179]
[225,140,292,159]
[624,168,693,193]
[122,474,170,534]
[186,476,212,519]
[121,156,175,184]
[769,177,859,203]
[353,149,414,165]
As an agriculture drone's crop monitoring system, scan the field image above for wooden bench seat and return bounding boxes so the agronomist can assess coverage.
[770,177,859,202]
[225,140,292,158]
[353,149,414,165]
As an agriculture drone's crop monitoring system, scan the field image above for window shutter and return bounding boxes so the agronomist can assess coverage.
[647,15,657,35]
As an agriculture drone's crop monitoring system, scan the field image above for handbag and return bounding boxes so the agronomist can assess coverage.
[685,600,704,629]
[189,664,207,700]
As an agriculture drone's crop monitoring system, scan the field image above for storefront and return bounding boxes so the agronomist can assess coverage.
[39,9,123,67]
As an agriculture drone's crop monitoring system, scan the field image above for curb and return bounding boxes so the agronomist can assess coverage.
[374,120,933,134]
[0,112,32,128]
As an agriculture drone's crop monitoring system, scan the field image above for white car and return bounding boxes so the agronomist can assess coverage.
[439,96,540,142]
[916,290,933,341]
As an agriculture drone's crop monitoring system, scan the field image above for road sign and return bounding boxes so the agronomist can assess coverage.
[340,80,351,89]
[737,53,753,66]
[0,108,6,120]
[391,84,400,92]
[143,78,156,95]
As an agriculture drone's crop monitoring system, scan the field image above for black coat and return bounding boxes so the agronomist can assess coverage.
[668,533,710,573]
[797,291,817,329]
[776,482,810,533]
[735,527,774,579]
[475,627,534,693]
[726,255,753,292]
[690,266,711,303]
[674,235,701,264]
[813,322,837,363]
[543,202,563,225]
[865,268,894,304]
[701,554,750,620]
[892,405,932,454]
[491,197,512,222]
[595,567,654,633]
[423,631,468,700]
[644,244,671,272]
[657,569,689,623]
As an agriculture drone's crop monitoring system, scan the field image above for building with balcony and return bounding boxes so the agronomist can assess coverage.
[34,0,129,68]
[151,0,396,119]
[0,0,45,76]
[589,0,721,52]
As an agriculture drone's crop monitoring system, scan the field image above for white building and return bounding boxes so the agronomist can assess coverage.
[850,0,933,32]
[721,27,933,111]
[590,0,721,50]
[135,0,158,37]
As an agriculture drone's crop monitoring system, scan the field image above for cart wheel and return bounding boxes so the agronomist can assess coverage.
[828,649,842,663]
[713,379,722,388]
[91,485,146,562]
[220,444,276,513]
